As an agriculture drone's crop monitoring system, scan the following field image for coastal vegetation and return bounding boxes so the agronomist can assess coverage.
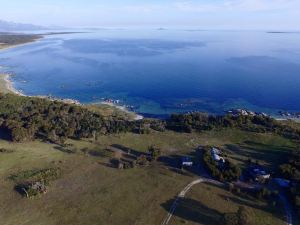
[167,112,300,140]
[0,93,134,143]
[1,94,300,145]
[0,33,41,49]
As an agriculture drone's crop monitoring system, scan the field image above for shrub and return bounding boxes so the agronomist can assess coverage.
[222,213,239,225]
[148,145,161,161]
[136,155,149,166]
[202,148,241,182]
[16,181,47,198]
[9,168,61,197]
[0,148,13,153]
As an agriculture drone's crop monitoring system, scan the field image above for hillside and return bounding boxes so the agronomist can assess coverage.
[0,20,46,31]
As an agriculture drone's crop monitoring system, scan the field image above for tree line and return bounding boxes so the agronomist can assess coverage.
[0,94,135,143]
[166,112,300,140]
[0,94,300,144]
[279,148,300,215]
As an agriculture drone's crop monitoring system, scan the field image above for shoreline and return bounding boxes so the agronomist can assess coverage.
[0,72,299,123]
[0,73,25,95]
[0,40,40,52]
[0,34,144,121]
[100,102,144,120]
[1,72,299,122]
[0,33,298,123]
[0,73,144,120]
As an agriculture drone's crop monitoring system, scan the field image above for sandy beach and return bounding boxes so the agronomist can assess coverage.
[100,101,144,120]
[0,73,144,120]
[0,73,25,95]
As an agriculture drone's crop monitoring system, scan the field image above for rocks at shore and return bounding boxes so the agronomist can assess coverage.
[226,109,269,117]
[278,111,300,118]
[36,95,81,105]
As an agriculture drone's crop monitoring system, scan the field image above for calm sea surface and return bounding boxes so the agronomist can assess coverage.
[1,29,300,117]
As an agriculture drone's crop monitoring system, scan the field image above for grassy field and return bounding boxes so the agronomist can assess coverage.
[169,182,286,225]
[0,129,297,225]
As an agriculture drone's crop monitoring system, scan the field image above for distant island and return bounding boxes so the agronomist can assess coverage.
[267,31,300,34]
[0,20,46,31]
[0,33,42,50]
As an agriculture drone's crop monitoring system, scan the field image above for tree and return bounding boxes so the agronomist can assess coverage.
[148,145,161,161]
[237,206,252,225]
[11,126,31,142]
[222,213,238,225]
[222,207,252,225]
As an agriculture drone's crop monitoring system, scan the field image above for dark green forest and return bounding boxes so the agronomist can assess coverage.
[0,33,41,46]
[1,94,300,143]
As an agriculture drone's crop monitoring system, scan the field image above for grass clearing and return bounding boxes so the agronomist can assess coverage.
[168,182,286,225]
[0,129,297,225]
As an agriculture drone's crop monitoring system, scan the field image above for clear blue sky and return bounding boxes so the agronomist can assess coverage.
[0,0,299,29]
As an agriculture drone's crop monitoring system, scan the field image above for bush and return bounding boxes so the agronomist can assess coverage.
[222,213,239,225]
[16,181,47,198]
[0,148,13,153]
[202,148,241,182]
[148,145,161,161]
[222,206,254,225]
[9,168,61,197]
[136,155,149,166]
[222,207,253,225]
[237,206,252,225]
[9,168,61,184]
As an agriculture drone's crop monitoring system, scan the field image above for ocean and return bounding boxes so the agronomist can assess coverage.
[1,29,300,117]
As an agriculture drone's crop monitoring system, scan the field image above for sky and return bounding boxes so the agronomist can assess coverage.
[0,0,299,30]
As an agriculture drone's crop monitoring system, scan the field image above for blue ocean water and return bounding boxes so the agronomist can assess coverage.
[1,29,300,116]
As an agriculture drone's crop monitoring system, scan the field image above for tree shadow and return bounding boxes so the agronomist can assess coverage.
[158,147,210,177]
[158,154,181,168]
[88,150,106,157]
[161,197,222,225]
[218,194,286,222]
[110,144,147,158]
[0,127,12,141]
[224,141,291,171]
[53,146,76,154]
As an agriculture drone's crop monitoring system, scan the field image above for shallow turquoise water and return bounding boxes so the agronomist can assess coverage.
[1,29,300,117]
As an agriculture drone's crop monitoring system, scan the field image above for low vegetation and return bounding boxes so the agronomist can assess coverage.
[0,148,13,153]
[222,206,252,225]
[9,168,61,198]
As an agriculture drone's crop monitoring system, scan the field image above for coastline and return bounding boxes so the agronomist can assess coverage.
[0,73,144,120]
[1,32,298,123]
[1,72,298,123]
[0,73,25,95]
[100,102,144,120]
[0,40,39,51]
